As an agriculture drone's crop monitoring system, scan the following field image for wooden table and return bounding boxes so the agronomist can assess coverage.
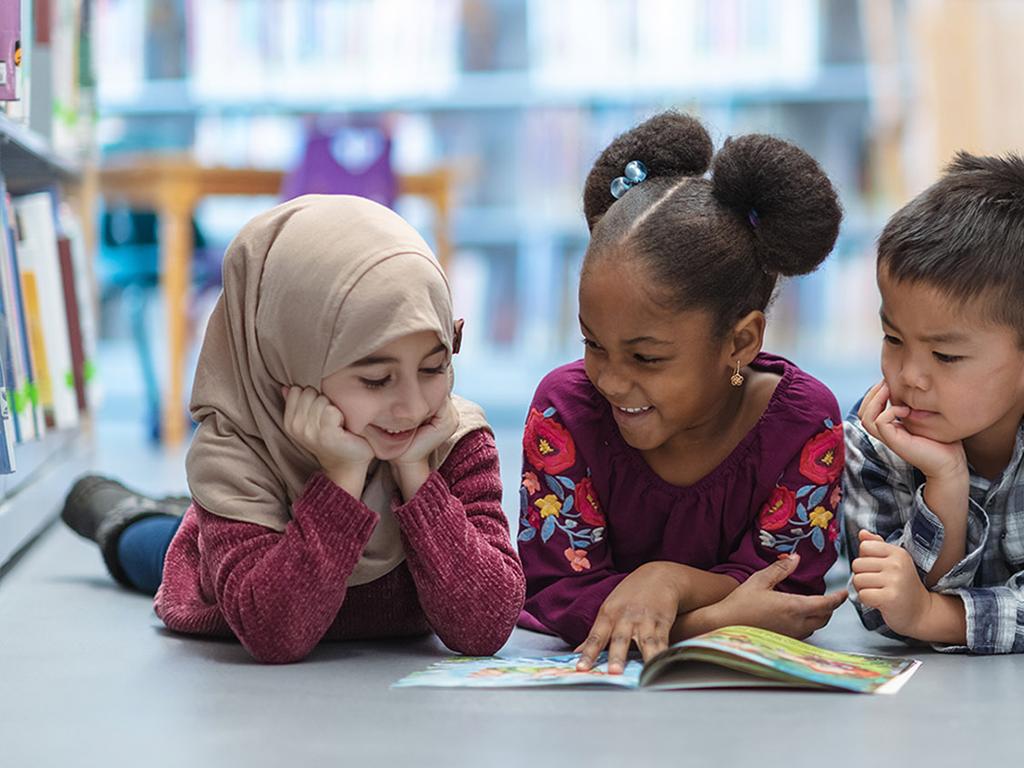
[99,157,453,447]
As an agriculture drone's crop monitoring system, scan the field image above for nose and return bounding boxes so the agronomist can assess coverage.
[392,378,432,426]
[898,355,930,392]
[592,358,632,402]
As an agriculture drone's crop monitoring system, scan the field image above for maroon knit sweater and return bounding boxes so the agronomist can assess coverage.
[154,429,525,663]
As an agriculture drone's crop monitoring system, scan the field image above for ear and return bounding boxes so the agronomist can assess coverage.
[725,310,766,367]
[452,319,465,355]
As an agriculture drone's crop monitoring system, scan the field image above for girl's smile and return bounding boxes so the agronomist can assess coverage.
[320,330,450,461]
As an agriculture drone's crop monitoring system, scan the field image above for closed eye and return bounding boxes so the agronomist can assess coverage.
[933,352,965,364]
[883,334,902,346]
[633,353,663,365]
[360,376,391,389]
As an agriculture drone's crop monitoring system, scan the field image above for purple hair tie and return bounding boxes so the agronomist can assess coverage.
[748,209,760,228]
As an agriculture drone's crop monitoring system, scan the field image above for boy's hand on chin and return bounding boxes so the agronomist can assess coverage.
[852,530,933,637]
[858,381,968,482]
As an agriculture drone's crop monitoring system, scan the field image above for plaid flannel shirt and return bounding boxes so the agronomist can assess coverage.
[842,411,1024,654]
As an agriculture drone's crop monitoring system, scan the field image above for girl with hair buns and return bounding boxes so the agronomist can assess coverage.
[61,195,525,663]
[516,111,849,673]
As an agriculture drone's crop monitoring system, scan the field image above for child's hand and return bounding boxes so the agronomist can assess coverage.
[858,381,967,483]
[575,562,683,675]
[281,385,375,474]
[851,530,932,637]
[710,555,848,639]
[390,398,459,469]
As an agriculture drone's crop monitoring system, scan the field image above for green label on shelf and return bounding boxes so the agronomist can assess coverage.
[65,371,76,388]
[13,388,27,413]
[84,360,96,382]
[26,383,39,407]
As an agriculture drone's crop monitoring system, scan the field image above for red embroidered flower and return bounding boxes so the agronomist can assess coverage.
[828,515,840,543]
[524,408,577,474]
[759,485,797,531]
[799,425,844,484]
[574,477,605,527]
[526,506,541,530]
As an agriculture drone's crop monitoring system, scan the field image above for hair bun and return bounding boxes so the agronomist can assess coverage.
[583,111,713,230]
[711,134,841,276]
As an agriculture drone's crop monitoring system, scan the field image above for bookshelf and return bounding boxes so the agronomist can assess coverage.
[0,124,91,569]
[87,0,887,422]
[0,1,95,571]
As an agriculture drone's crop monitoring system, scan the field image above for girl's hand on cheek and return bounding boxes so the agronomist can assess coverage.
[390,397,459,469]
[281,385,376,474]
[858,381,967,482]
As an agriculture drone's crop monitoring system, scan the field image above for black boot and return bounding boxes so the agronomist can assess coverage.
[61,475,191,588]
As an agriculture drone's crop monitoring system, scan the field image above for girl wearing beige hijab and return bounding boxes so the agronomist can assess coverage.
[61,195,525,663]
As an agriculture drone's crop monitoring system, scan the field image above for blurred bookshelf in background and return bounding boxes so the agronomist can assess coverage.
[89,0,887,415]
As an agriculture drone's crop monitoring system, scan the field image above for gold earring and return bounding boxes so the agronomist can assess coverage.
[730,361,744,387]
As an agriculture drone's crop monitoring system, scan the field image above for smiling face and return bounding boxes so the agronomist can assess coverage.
[877,267,1024,446]
[578,255,737,456]
[320,330,450,461]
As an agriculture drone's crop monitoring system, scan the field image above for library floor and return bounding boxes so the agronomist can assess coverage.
[1,403,1022,766]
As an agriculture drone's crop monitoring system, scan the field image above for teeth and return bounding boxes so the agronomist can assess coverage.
[617,406,652,414]
[384,427,412,435]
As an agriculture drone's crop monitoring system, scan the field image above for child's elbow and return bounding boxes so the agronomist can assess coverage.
[242,633,317,664]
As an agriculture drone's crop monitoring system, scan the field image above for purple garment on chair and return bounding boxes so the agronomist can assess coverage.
[280,127,397,208]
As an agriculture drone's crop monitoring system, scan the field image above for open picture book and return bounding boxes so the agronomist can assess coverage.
[394,625,921,694]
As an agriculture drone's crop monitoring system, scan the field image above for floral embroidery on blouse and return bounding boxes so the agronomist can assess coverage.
[757,418,843,556]
[798,421,844,484]
[518,407,604,567]
[524,406,577,474]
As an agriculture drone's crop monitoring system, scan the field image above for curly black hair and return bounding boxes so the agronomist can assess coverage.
[582,111,842,337]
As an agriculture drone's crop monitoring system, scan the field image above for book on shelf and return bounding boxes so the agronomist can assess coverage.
[57,203,98,412]
[13,190,78,430]
[394,625,921,695]
[0,180,43,441]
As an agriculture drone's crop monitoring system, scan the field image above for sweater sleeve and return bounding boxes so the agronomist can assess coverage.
[194,473,380,664]
[390,429,526,656]
[710,415,844,596]
[516,396,627,646]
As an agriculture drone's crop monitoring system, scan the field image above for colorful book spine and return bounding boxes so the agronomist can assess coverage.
[0,180,41,441]
[14,191,79,430]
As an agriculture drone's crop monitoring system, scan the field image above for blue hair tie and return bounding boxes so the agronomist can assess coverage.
[748,209,760,228]
[610,160,648,199]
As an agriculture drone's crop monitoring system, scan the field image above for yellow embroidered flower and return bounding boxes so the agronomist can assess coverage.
[538,438,555,456]
[809,506,833,529]
[534,494,562,519]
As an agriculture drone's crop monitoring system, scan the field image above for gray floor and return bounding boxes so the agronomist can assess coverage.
[2,422,1023,766]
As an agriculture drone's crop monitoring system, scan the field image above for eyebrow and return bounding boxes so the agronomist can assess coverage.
[879,311,969,344]
[579,318,673,346]
[350,343,447,367]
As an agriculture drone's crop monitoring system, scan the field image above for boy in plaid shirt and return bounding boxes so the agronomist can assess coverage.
[843,153,1024,654]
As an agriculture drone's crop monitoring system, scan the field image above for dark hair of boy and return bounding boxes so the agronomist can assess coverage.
[581,111,842,337]
[876,152,1024,345]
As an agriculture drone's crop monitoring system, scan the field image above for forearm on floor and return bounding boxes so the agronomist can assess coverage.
[907,592,967,646]
[921,476,969,586]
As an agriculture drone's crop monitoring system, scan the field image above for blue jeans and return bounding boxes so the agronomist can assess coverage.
[116,515,183,595]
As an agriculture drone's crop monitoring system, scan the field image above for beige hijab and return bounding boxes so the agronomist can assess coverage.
[186,195,489,586]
